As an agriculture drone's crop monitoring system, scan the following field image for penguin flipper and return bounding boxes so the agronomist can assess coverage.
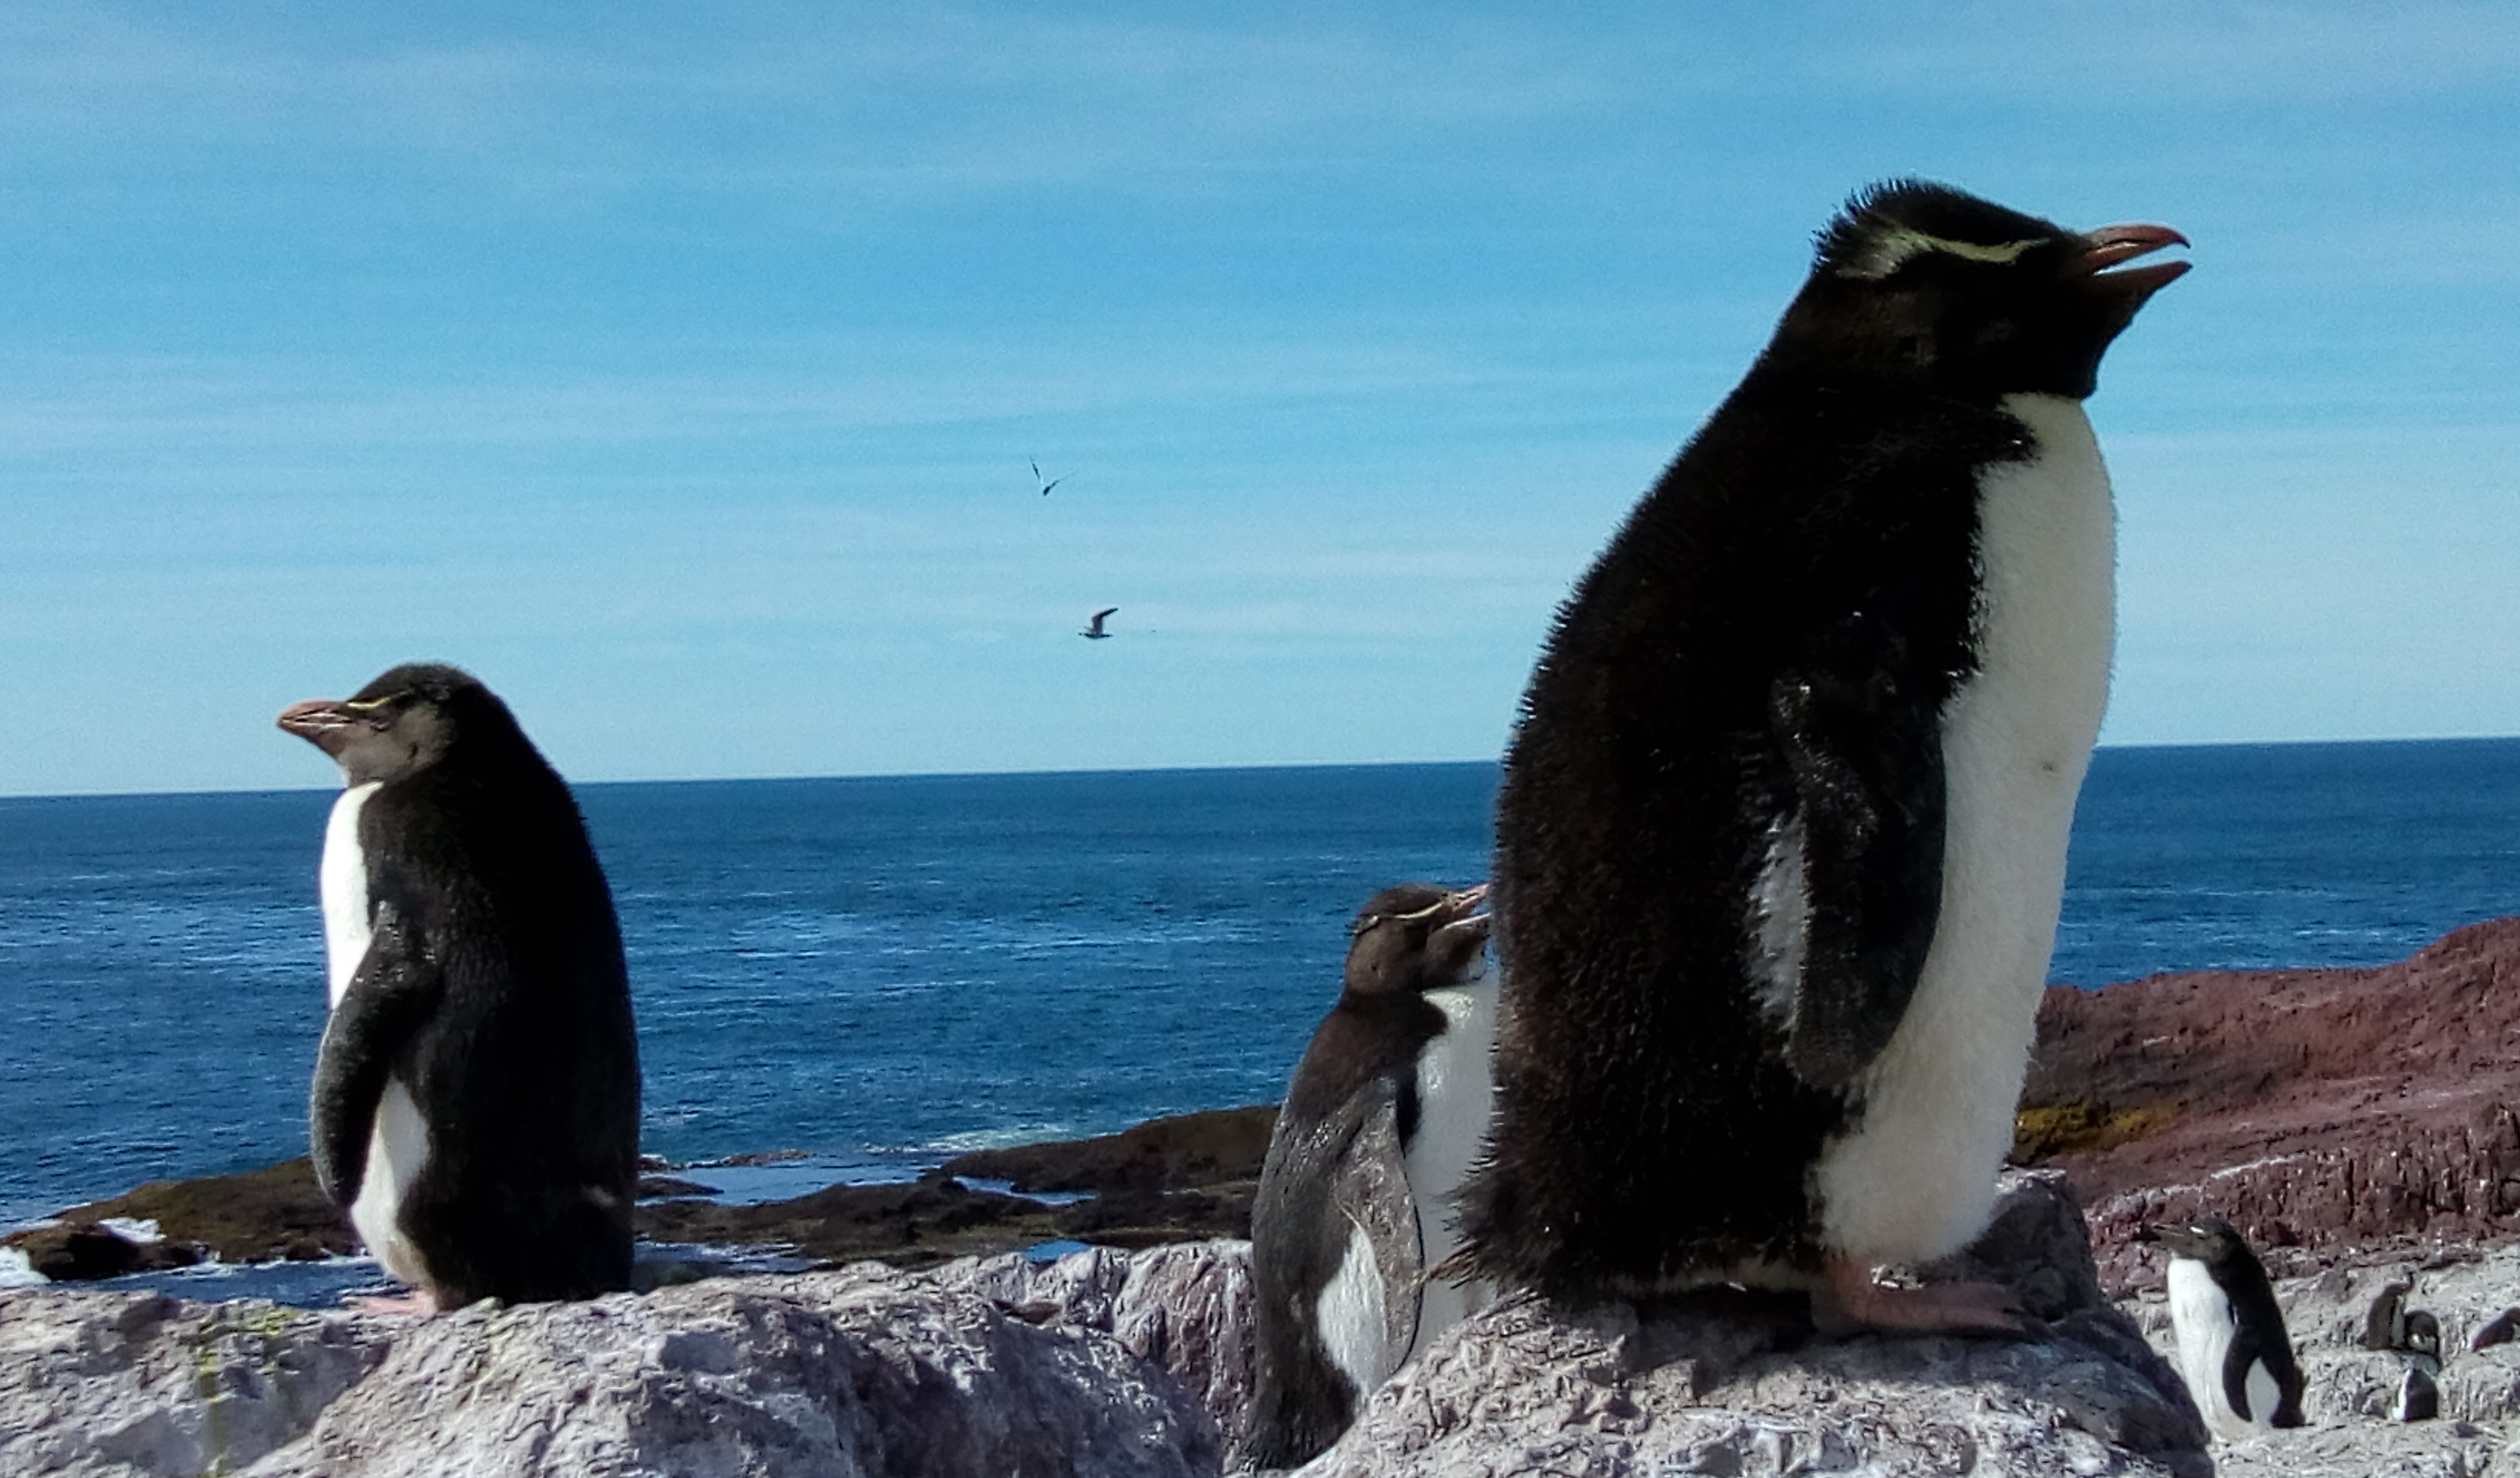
[309,902,442,1207]
[1329,1088,1425,1378]
[2219,1324,2280,1424]
[1766,664,1947,1089]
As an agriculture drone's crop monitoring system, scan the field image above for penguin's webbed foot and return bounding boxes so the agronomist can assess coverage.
[1814,1259,2035,1339]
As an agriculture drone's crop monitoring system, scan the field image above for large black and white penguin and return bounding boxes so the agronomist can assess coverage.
[1453,181,2188,1332]
[2151,1218,2306,1439]
[1247,883,1495,1468]
[278,662,640,1311]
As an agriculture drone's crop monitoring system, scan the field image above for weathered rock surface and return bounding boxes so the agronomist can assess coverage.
[2,1260,1222,1478]
[242,1265,1218,1478]
[1296,1171,2213,1477]
[2017,916,2520,1290]
[937,1240,1259,1465]
[0,1289,394,1477]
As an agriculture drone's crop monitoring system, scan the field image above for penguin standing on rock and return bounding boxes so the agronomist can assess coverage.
[279,663,640,1311]
[1453,181,2188,1333]
[1248,883,1495,1468]
[2150,1218,2306,1439]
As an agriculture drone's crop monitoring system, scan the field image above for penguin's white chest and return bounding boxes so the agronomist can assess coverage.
[1317,970,1502,1398]
[316,780,431,1287]
[1813,392,2116,1265]
[1404,974,1499,1357]
[319,782,381,1007]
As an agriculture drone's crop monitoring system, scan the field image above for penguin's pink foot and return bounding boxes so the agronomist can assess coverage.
[346,1289,440,1315]
[1814,1258,2034,1338]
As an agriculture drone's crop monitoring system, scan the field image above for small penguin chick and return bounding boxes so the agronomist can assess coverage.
[1344,882,1494,999]
[2148,1217,2305,1441]
[1245,881,1494,1470]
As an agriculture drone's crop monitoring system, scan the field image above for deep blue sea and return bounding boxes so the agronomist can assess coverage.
[3,741,2517,1236]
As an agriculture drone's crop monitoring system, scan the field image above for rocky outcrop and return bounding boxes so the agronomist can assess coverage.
[0,1290,395,1477]
[0,1258,1224,1478]
[2017,916,2520,1290]
[245,1264,1218,1478]
[1298,1171,2212,1477]
[937,1241,1260,1465]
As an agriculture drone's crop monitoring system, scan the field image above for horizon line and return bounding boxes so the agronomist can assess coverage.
[6,731,2518,805]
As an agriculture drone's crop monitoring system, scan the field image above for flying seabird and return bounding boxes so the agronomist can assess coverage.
[1079,607,1117,640]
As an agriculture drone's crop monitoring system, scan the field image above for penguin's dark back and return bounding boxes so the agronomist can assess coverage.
[1471,366,2031,1292]
[358,717,638,1173]
[1280,993,1445,1140]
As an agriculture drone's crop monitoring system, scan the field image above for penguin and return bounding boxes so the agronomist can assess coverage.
[277,663,640,1311]
[1452,181,2188,1333]
[2361,1278,2415,1350]
[2396,1365,2440,1423]
[2151,1218,2306,1439]
[1246,883,1495,1468]
[2471,1306,2520,1352]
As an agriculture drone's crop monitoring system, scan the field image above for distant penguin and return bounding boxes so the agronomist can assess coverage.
[2472,1306,2520,1352]
[2396,1365,2440,1422]
[278,663,639,1311]
[1247,883,1495,1467]
[2152,1218,2306,1439]
[2362,1278,2415,1350]
[1454,180,2188,1332]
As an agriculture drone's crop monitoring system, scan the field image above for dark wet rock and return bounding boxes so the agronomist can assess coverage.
[635,1174,721,1200]
[944,1104,1278,1194]
[2016,916,2520,1292]
[15,1106,1279,1284]
[1055,1185,1257,1247]
[8,1221,204,1280]
[634,1171,1066,1269]
[2,1158,353,1272]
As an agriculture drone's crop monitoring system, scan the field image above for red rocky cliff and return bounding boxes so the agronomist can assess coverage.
[2017,916,2520,1292]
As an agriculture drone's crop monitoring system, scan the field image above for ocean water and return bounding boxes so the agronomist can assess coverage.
[2,741,2517,1233]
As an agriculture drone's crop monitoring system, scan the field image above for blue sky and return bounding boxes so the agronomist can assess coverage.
[3,2,2515,796]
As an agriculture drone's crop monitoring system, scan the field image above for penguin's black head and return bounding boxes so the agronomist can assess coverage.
[1343,882,1491,999]
[2139,1216,2258,1271]
[277,662,520,786]
[1769,179,2188,399]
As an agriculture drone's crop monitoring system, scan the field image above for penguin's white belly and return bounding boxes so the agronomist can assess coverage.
[1405,976,1498,1359]
[349,1076,432,1288]
[1316,1219,1392,1400]
[2166,1256,2269,1439]
[1814,392,2115,1265]
[319,782,381,1006]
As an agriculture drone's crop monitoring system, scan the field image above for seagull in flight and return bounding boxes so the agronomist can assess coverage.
[1079,607,1118,640]
[1031,458,1068,497]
